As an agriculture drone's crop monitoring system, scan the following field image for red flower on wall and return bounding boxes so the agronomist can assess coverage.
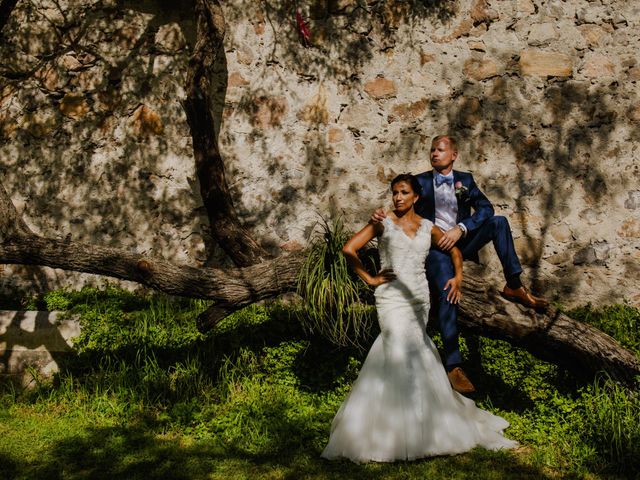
[296,10,311,47]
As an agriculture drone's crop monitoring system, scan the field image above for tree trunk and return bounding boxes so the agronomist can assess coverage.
[183,0,271,267]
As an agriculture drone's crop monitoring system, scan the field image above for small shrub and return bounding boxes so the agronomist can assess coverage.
[43,290,72,311]
[296,216,376,347]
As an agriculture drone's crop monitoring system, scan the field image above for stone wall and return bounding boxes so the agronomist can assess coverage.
[0,311,80,387]
[1,0,639,307]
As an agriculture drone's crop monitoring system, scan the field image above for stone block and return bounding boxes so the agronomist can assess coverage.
[35,64,65,92]
[573,241,611,266]
[544,249,572,265]
[514,237,543,266]
[297,86,329,124]
[627,104,640,122]
[463,57,499,81]
[329,0,357,13]
[0,311,80,387]
[576,6,607,25]
[327,128,344,143]
[624,191,640,210]
[527,23,558,46]
[578,25,607,47]
[389,99,428,122]
[364,77,397,99]
[580,54,616,78]
[249,96,288,129]
[228,71,249,87]
[628,67,640,81]
[456,96,482,128]
[236,47,254,65]
[516,0,536,15]
[61,54,83,71]
[549,223,573,242]
[155,23,186,52]
[471,0,499,24]
[59,93,90,119]
[339,103,380,132]
[433,18,473,43]
[467,40,486,52]
[130,104,164,136]
[573,246,597,265]
[618,218,640,238]
[519,50,573,77]
[420,51,435,66]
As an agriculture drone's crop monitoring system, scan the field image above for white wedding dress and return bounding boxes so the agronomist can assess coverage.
[321,217,518,463]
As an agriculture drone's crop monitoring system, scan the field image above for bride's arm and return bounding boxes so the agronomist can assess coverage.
[342,223,395,287]
[431,226,463,304]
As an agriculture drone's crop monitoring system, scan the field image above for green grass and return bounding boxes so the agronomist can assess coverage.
[1,287,639,479]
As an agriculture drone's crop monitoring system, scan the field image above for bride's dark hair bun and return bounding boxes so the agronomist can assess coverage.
[390,173,422,196]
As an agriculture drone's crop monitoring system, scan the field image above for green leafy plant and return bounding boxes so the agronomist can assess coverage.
[296,216,375,347]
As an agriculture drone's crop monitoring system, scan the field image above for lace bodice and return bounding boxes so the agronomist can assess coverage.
[375,216,432,306]
[378,216,432,277]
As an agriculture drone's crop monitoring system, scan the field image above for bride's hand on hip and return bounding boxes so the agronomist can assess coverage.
[368,268,396,287]
[444,277,462,304]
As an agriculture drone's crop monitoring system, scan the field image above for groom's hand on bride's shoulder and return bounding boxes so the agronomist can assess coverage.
[370,208,387,224]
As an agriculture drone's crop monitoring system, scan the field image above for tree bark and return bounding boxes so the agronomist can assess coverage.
[183,0,271,267]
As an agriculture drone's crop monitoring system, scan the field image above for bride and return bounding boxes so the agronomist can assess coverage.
[321,174,518,463]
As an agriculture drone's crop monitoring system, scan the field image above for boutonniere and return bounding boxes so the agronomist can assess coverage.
[454,181,469,199]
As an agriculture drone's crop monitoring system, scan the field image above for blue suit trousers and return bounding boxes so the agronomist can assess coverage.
[426,216,523,368]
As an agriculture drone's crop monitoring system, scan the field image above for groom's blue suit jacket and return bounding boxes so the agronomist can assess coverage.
[414,170,494,262]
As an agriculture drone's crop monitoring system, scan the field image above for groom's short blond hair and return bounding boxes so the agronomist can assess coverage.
[432,135,458,153]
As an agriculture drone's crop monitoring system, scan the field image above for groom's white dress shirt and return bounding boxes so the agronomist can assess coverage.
[433,171,467,236]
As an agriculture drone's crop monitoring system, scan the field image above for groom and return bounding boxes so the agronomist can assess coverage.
[373,135,548,394]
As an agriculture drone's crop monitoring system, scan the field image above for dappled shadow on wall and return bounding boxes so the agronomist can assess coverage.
[0,0,220,282]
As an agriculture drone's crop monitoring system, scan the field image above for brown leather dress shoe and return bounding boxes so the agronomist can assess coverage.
[447,367,476,394]
[501,285,549,311]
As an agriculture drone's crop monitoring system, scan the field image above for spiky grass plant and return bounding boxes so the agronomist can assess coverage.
[296,217,375,347]
[583,375,640,472]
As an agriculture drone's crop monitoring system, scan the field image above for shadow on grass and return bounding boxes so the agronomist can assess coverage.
[0,423,554,480]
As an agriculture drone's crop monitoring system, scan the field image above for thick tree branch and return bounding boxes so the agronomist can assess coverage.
[183,0,270,266]
[0,234,304,304]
